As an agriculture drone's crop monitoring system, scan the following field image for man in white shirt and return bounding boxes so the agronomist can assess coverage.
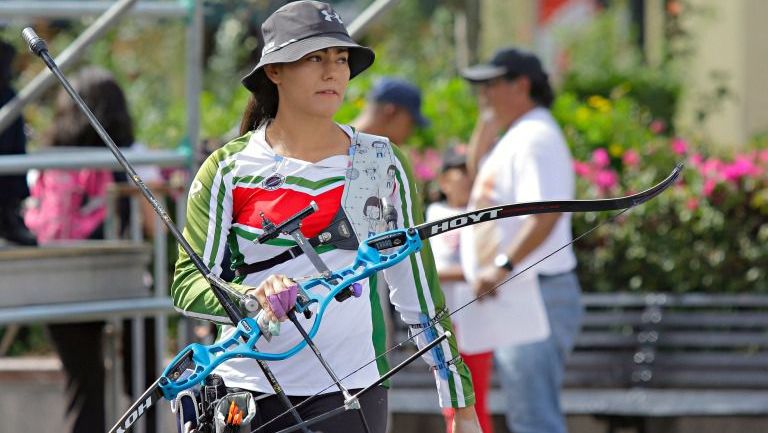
[459,47,583,433]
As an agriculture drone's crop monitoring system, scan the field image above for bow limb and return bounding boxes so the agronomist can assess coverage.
[249,163,684,433]
[23,29,311,433]
[416,162,683,240]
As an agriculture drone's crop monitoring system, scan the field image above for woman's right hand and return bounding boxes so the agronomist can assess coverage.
[245,274,299,323]
[452,405,482,433]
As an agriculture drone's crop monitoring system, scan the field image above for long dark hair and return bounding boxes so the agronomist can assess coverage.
[529,73,554,108]
[238,29,279,136]
[238,68,279,136]
[0,39,16,87]
[45,66,134,148]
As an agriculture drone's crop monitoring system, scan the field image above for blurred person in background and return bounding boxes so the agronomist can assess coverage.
[0,38,36,246]
[427,145,495,433]
[459,47,582,433]
[352,76,429,146]
[25,66,160,433]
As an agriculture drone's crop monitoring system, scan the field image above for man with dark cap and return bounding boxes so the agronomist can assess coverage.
[352,77,429,145]
[0,39,36,246]
[458,47,582,433]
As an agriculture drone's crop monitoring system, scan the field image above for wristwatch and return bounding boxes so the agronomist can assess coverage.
[494,253,514,271]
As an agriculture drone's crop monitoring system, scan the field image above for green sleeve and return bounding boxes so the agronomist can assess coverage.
[389,145,476,408]
[170,135,251,323]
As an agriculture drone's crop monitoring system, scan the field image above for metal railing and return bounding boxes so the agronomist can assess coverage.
[0,1,399,432]
[0,148,189,433]
[0,0,202,161]
[0,1,190,19]
[0,148,191,173]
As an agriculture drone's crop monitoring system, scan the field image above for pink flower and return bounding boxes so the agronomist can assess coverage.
[410,149,441,181]
[689,153,704,168]
[721,157,757,182]
[686,197,699,211]
[573,161,592,177]
[622,150,640,168]
[699,158,723,177]
[702,178,717,197]
[649,119,666,135]
[758,149,768,164]
[671,137,688,155]
[594,169,618,190]
[591,148,610,168]
[413,163,435,181]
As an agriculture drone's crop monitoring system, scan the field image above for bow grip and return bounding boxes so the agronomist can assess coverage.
[293,228,422,316]
[159,317,264,400]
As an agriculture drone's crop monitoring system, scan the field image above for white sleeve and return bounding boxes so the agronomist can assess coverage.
[380,149,476,408]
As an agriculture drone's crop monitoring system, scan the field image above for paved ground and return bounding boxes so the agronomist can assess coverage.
[2,357,767,433]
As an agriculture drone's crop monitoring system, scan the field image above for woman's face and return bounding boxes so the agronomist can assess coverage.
[267,47,351,119]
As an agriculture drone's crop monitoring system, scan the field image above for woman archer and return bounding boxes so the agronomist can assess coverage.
[171,2,481,433]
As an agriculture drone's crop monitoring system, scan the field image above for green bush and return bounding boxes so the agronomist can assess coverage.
[557,5,682,130]
[552,91,656,165]
[561,70,681,132]
[572,136,768,294]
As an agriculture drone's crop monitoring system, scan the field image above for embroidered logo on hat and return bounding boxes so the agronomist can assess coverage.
[321,10,343,23]
[241,0,375,91]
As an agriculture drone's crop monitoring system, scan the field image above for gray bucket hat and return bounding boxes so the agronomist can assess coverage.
[241,1,375,92]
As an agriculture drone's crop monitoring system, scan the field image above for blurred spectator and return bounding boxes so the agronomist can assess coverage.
[427,145,494,433]
[352,77,429,145]
[0,38,36,246]
[459,47,582,433]
[25,66,159,433]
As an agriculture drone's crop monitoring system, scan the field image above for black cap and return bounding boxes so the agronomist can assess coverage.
[242,1,375,92]
[440,145,467,172]
[460,47,545,83]
[369,78,429,127]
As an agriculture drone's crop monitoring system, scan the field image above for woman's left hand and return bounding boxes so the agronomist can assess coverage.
[452,406,482,433]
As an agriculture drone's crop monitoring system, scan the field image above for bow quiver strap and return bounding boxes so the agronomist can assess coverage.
[235,206,358,277]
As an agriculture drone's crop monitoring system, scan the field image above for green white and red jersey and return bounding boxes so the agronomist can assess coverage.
[171,124,474,408]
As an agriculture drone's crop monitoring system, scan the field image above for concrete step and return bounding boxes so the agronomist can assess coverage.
[0,356,174,433]
[0,357,69,433]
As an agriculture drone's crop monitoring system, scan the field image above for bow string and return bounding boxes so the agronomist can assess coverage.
[247,163,684,433]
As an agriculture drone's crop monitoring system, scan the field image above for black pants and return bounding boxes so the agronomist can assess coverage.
[48,320,157,433]
[249,386,388,433]
[48,322,106,433]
